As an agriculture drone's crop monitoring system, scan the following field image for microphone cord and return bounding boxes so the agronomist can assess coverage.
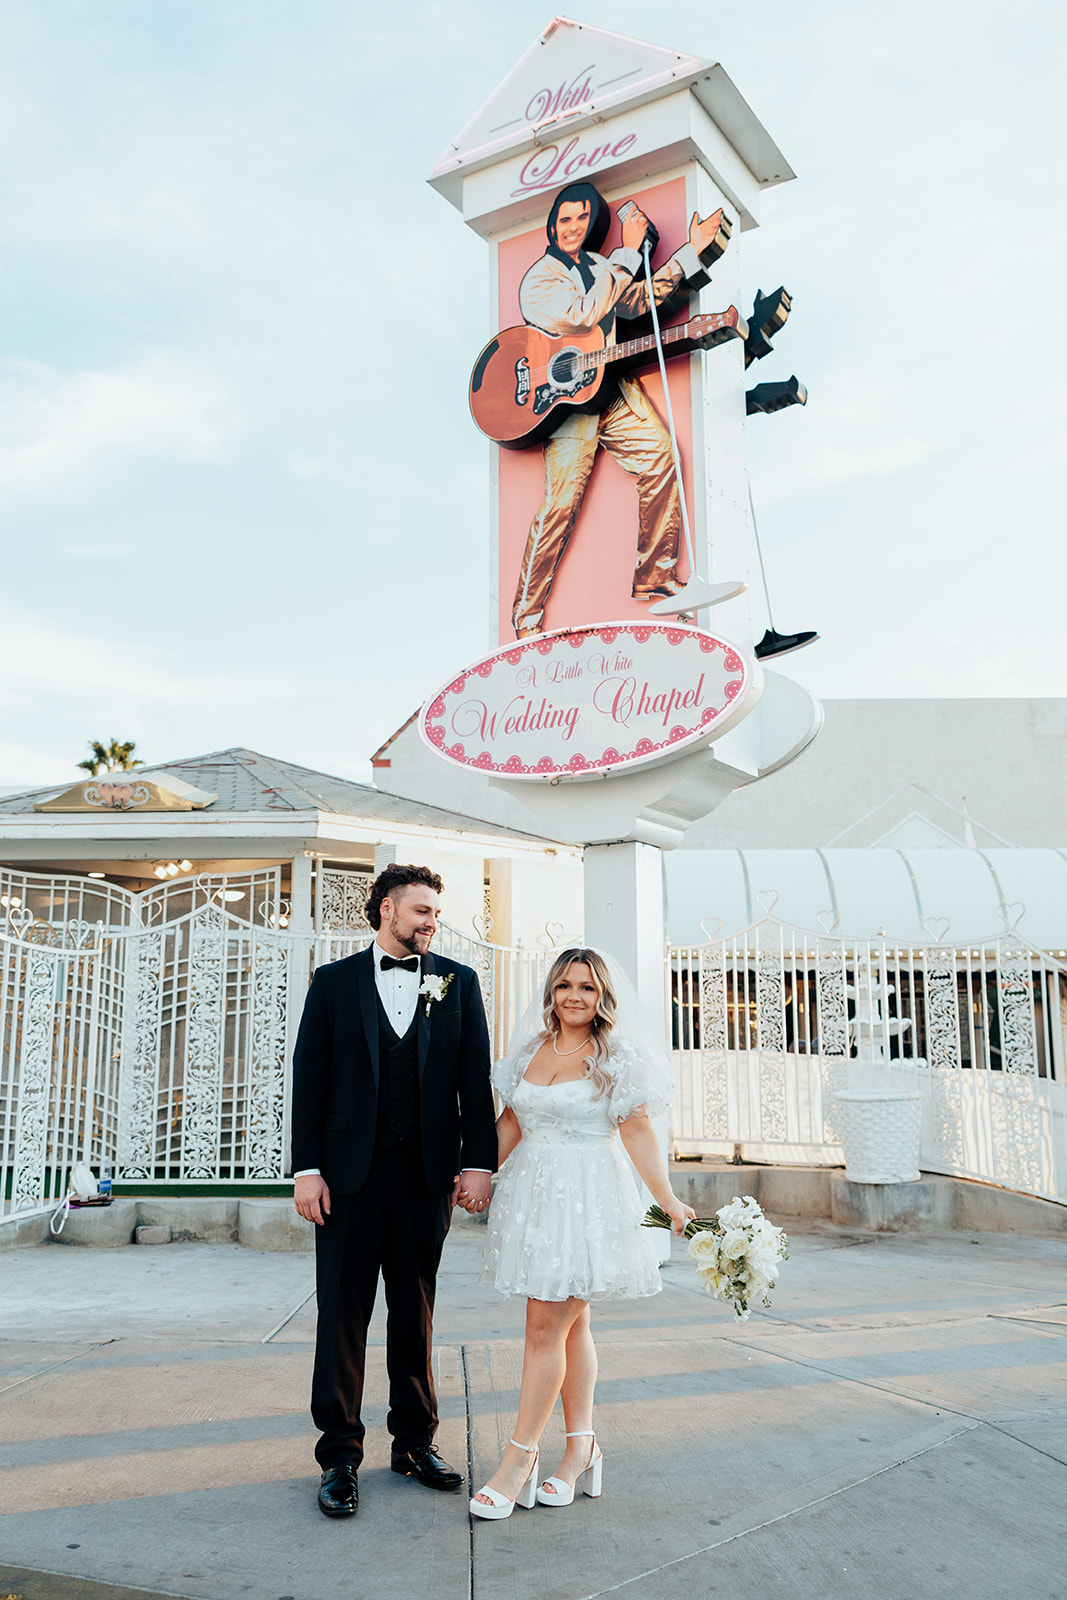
[642,235,701,585]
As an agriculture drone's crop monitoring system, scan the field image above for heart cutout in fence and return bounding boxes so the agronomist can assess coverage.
[816,909,840,935]
[921,916,951,944]
[7,906,33,936]
[67,918,93,949]
[756,889,780,919]
[700,917,723,944]
[541,921,565,949]
[997,900,1025,931]
[472,913,494,943]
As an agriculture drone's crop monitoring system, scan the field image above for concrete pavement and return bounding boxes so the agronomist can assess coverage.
[0,1209,1065,1600]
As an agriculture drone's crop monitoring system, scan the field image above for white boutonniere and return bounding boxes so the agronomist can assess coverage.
[419,972,453,1017]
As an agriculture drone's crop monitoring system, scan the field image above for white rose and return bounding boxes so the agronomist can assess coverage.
[688,1230,720,1263]
[720,1228,748,1263]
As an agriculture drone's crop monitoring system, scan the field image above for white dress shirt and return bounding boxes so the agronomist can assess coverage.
[373,939,422,1036]
[294,941,489,1180]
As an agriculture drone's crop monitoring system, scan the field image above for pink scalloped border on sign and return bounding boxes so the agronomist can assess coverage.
[420,623,749,779]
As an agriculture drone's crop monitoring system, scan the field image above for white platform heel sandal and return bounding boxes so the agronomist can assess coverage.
[469,1439,540,1520]
[536,1430,602,1507]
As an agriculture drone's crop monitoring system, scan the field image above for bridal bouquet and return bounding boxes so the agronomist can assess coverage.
[643,1195,788,1321]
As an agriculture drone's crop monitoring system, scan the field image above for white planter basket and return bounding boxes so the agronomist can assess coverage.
[833,1090,923,1185]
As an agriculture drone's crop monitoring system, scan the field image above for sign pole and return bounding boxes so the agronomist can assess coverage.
[584,839,672,1258]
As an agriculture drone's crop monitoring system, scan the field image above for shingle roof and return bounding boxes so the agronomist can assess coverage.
[0,747,548,841]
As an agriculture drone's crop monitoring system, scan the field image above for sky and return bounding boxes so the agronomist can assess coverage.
[0,0,1063,788]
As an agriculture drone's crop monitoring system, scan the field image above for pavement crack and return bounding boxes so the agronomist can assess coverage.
[0,1340,115,1396]
[720,1331,994,1427]
[461,1343,475,1600]
[576,1423,980,1598]
[259,1286,315,1343]
[988,1311,1067,1333]
[981,1420,1067,1468]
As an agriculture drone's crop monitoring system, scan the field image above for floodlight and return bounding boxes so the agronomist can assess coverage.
[746,376,807,416]
[744,287,792,367]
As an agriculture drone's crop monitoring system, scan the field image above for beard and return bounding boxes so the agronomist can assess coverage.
[389,912,428,955]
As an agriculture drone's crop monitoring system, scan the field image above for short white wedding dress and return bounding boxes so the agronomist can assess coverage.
[481,1036,671,1303]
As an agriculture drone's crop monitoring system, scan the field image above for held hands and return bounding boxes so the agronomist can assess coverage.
[294,1174,331,1226]
[688,207,725,258]
[452,1169,492,1214]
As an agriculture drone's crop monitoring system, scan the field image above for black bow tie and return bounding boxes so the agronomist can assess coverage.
[380,955,419,973]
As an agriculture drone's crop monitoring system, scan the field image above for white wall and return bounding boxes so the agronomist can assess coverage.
[681,699,1067,849]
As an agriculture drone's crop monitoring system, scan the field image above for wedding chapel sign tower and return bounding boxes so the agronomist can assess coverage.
[422,17,821,1008]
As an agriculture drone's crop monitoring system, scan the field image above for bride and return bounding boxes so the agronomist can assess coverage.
[468,946,695,1520]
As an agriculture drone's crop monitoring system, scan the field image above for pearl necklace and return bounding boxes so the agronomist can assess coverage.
[552,1032,591,1057]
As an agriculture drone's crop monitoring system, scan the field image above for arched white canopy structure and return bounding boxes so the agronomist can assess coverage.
[664,848,1067,949]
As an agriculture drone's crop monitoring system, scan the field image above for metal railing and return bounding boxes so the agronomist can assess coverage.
[0,866,552,1208]
[667,910,1067,1201]
[4,863,1065,1209]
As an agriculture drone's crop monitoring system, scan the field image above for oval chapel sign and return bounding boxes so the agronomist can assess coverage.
[419,622,759,782]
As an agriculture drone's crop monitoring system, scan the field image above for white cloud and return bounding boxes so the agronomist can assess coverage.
[0,602,303,713]
[0,744,85,789]
[0,354,240,497]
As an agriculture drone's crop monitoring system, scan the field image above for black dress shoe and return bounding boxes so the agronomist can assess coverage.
[754,626,820,660]
[391,1443,463,1491]
[318,1464,359,1517]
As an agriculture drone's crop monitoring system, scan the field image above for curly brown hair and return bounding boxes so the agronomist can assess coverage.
[364,864,444,930]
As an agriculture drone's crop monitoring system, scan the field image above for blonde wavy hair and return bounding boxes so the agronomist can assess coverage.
[540,947,617,1097]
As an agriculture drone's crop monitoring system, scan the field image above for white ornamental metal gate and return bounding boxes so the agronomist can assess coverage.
[0,916,126,1212]
[1,866,552,1210]
[668,908,1067,1201]
[115,899,296,1183]
[5,864,1066,1210]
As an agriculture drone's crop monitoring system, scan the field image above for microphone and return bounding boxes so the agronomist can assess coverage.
[616,199,659,279]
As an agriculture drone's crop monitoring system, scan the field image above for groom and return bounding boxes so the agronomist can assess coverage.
[291,863,497,1517]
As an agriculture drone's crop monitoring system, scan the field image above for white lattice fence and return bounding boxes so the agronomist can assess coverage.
[0,918,125,1211]
[1,867,550,1206]
[669,915,1067,1201]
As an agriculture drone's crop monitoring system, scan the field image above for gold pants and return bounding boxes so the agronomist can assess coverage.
[511,378,680,635]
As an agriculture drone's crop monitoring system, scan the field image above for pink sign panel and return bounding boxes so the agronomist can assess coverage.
[495,175,693,644]
[420,622,757,782]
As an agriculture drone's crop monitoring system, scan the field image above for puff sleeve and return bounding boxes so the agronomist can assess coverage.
[605,1036,675,1126]
[491,1037,538,1108]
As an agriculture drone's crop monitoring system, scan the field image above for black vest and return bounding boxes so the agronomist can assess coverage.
[375,991,420,1150]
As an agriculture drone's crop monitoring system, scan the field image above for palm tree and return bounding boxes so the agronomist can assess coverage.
[76,739,145,778]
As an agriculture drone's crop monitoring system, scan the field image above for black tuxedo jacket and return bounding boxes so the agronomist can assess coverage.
[290,946,497,1196]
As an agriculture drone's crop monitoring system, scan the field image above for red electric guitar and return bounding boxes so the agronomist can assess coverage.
[468,307,747,450]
